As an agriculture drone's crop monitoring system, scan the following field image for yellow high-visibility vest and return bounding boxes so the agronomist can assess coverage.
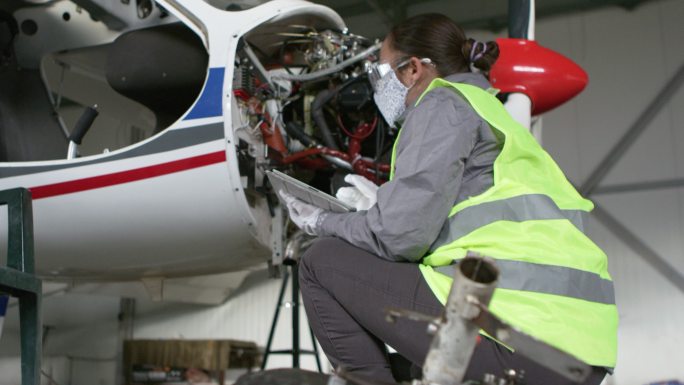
[390,78,618,367]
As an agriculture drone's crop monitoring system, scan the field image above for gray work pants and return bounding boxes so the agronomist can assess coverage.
[299,237,608,385]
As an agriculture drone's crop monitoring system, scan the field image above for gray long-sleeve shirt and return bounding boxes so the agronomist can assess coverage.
[319,72,502,262]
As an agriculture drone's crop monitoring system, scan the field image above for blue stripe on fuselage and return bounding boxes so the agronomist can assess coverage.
[0,295,8,316]
[185,67,225,120]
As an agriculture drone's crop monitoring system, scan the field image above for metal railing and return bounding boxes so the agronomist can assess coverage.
[0,188,42,385]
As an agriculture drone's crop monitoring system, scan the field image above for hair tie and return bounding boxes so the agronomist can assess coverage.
[469,41,487,63]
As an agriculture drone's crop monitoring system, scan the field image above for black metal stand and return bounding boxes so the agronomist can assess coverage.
[261,262,322,372]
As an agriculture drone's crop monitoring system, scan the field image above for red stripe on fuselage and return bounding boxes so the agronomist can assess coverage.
[29,151,226,200]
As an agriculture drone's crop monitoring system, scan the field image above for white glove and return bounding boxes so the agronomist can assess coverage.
[335,174,379,211]
[279,190,326,236]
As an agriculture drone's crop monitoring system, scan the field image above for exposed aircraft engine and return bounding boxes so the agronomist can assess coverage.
[232,27,391,203]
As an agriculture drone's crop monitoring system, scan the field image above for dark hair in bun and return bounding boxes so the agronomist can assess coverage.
[388,13,499,76]
[461,38,499,72]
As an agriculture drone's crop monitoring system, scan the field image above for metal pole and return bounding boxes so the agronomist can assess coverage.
[309,323,322,372]
[422,256,499,384]
[260,270,290,370]
[592,203,684,293]
[508,0,532,39]
[506,0,537,134]
[116,298,136,385]
[291,264,300,368]
[6,188,34,273]
[19,292,41,385]
[580,62,684,196]
[0,188,42,385]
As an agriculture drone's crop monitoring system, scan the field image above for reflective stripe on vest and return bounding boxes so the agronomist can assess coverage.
[435,259,615,304]
[429,193,586,252]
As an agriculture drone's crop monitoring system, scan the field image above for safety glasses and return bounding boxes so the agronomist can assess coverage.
[367,58,411,91]
[367,57,434,91]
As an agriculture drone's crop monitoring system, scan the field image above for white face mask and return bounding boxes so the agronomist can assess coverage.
[372,69,411,127]
[369,57,433,127]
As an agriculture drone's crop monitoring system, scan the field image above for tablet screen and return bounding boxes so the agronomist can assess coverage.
[267,170,354,213]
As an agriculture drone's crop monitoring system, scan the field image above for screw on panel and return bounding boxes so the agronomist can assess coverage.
[21,20,38,36]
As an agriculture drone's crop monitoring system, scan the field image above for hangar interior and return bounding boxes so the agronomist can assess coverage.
[1,0,683,384]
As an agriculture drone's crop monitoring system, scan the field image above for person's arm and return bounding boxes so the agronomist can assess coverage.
[319,91,481,262]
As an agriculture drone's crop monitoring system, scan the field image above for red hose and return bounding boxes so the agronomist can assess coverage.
[282,147,325,164]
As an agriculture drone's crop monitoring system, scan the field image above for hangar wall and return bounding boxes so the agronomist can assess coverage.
[532,2,684,383]
[1,1,683,385]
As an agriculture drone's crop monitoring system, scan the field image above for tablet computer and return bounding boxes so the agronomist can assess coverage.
[266,170,355,213]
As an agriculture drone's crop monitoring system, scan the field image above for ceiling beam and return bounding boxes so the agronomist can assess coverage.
[594,178,684,195]
[364,0,393,27]
[580,62,684,196]
[333,0,431,21]
[392,0,408,23]
[331,0,665,31]
[592,204,684,294]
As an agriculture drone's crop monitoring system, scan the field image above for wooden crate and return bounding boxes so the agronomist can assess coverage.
[124,339,261,383]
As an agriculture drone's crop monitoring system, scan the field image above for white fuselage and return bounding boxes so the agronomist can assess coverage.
[0,0,345,280]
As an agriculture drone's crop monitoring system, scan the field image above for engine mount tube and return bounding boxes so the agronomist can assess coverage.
[311,89,339,150]
[422,256,499,385]
[271,43,380,83]
[284,122,316,147]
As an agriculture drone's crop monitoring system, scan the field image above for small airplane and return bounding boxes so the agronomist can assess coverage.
[0,0,586,306]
